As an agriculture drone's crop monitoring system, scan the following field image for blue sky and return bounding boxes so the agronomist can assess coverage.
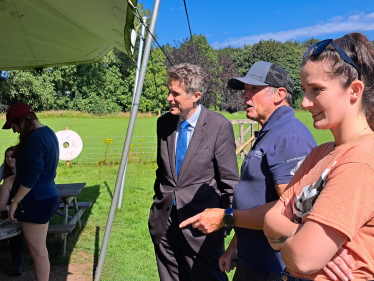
[140,0,374,49]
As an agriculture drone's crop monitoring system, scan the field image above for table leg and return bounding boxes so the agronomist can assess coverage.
[64,203,68,225]
[72,198,82,228]
[62,234,67,256]
[61,201,68,256]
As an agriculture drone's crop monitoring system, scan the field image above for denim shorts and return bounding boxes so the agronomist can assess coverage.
[15,195,60,224]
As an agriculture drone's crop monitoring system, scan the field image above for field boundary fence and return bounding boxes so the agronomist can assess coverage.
[0,135,158,167]
[0,122,256,167]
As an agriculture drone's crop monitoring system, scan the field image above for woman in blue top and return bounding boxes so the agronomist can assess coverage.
[3,103,60,281]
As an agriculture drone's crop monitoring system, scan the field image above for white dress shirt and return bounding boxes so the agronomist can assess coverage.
[175,105,201,153]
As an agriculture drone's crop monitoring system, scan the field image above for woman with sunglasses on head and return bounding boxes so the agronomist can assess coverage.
[2,103,60,281]
[264,33,374,281]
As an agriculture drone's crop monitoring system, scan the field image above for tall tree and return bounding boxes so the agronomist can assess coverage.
[217,54,244,113]
[164,34,222,110]
[0,69,56,111]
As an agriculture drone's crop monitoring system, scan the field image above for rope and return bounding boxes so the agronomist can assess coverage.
[133,8,173,66]
[150,53,158,97]
[182,0,198,65]
[137,32,166,65]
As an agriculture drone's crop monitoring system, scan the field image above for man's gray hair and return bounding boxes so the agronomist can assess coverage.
[268,86,292,106]
[167,63,206,97]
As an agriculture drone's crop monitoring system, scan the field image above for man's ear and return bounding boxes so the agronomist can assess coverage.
[193,91,202,103]
[274,87,287,104]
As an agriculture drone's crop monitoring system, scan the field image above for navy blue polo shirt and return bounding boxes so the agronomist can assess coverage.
[233,105,316,273]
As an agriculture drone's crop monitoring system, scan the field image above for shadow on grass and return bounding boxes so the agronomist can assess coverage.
[93,226,100,279]
[0,184,101,280]
[104,181,113,199]
[51,183,100,279]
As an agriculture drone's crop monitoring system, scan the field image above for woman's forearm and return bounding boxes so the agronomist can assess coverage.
[263,207,301,251]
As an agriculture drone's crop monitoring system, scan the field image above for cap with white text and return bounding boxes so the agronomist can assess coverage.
[228,61,294,94]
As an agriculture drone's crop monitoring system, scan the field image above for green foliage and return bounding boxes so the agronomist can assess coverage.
[123,47,169,113]
[217,46,243,62]
[0,69,56,110]
[0,30,340,114]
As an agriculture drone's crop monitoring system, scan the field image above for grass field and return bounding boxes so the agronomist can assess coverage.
[0,110,334,280]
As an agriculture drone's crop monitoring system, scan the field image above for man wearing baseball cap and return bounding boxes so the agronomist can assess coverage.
[180,61,316,280]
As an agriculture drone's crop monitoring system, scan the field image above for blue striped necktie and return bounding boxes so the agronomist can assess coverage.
[176,121,190,177]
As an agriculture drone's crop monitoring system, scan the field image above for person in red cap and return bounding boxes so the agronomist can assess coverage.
[3,103,60,281]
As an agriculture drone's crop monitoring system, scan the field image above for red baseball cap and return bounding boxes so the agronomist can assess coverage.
[2,103,34,130]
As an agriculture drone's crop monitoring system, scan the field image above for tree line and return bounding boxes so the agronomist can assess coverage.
[1,6,355,114]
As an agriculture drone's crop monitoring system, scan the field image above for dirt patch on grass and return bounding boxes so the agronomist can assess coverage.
[0,262,93,281]
[0,241,94,281]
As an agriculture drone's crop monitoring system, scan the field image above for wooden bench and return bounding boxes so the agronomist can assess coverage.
[48,224,75,235]
[48,201,92,255]
[58,201,92,210]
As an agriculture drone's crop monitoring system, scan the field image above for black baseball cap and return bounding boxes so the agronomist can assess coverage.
[228,61,294,94]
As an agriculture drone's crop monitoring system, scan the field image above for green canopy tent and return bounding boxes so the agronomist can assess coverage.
[0,0,136,70]
[0,0,162,280]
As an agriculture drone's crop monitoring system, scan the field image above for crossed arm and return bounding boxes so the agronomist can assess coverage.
[264,199,353,279]
[180,186,355,280]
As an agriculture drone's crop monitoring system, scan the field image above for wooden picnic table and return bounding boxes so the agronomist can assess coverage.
[55,183,91,256]
[0,218,21,240]
[0,183,92,257]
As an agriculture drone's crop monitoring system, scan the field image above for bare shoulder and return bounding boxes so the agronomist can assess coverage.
[3,175,15,189]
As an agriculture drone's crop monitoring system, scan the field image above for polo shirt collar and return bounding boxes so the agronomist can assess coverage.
[256,105,294,138]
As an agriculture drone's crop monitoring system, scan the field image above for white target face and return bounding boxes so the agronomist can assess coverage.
[55,130,83,161]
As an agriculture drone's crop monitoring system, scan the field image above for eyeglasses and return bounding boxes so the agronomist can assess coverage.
[303,39,361,80]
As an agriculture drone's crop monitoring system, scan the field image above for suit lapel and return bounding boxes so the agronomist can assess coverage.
[166,115,178,183]
[177,106,207,185]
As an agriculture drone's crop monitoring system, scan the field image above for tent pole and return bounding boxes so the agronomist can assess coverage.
[118,16,147,209]
[94,1,161,279]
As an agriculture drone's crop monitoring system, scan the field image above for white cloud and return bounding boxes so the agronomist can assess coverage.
[213,12,374,48]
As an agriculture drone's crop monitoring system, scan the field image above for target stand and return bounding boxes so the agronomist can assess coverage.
[55,127,83,166]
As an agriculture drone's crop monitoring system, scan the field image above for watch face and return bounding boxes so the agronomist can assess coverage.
[223,214,235,227]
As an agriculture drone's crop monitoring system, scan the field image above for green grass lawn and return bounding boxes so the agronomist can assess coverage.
[0,111,334,280]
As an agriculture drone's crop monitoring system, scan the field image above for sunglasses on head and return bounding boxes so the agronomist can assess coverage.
[303,39,361,80]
